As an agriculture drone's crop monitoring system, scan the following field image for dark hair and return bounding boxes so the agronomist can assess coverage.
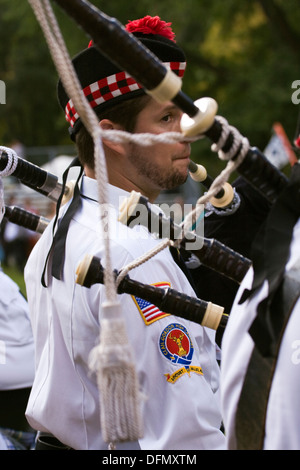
[75,94,151,169]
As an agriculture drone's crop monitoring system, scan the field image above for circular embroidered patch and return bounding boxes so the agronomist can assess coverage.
[159,323,194,367]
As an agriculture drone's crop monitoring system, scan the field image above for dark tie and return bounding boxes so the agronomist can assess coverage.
[41,157,83,286]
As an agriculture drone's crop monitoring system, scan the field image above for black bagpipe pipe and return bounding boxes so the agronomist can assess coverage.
[4,205,50,234]
[0,149,74,204]
[118,191,251,284]
[52,0,290,205]
[75,253,228,334]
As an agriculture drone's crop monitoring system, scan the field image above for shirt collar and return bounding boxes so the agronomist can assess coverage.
[80,175,164,221]
[80,175,132,210]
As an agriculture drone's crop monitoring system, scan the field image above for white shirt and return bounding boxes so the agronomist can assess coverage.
[221,218,300,450]
[25,176,225,450]
[0,269,35,390]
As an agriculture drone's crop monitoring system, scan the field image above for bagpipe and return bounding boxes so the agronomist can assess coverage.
[6,0,298,447]
[0,151,234,334]
[44,1,296,277]
[51,0,290,207]
[3,0,297,330]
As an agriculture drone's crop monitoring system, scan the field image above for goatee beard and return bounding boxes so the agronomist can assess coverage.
[129,152,188,190]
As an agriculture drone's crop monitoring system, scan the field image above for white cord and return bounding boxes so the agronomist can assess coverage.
[28,0,117,303]
[0,147,18,176]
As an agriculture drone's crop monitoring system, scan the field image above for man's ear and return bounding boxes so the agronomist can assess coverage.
[99,119,127,155]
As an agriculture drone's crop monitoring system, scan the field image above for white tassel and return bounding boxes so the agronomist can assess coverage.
[89,302,143,446]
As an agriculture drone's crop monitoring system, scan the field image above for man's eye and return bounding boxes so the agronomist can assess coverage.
[161,114,172,122]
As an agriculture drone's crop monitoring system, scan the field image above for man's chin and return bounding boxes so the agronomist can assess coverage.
[162,173,188,191]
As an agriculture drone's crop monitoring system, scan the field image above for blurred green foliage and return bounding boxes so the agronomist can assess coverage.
[2,264,26,297]
[0,0,299,179]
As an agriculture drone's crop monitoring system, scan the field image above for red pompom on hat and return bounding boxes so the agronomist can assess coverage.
[125,16,176,42]
[59,15,186,139]
[88,16,176,48]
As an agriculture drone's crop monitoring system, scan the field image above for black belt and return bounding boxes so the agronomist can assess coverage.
[35,432,74,450]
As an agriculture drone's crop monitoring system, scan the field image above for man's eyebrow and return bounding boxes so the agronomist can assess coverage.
[166,104,179,110]
[161,104,181,113]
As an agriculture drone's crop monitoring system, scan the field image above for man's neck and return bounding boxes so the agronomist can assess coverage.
[84,165,160,203]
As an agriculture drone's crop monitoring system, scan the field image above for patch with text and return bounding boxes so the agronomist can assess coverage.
[159,323,203,383]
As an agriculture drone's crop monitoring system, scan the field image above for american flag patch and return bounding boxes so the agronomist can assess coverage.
[132,282,171,325]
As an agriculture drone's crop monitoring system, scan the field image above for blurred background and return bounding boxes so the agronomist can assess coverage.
[0,0,299,294]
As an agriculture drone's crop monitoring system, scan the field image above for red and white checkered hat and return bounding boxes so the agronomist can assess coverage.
[57,16,186,139]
